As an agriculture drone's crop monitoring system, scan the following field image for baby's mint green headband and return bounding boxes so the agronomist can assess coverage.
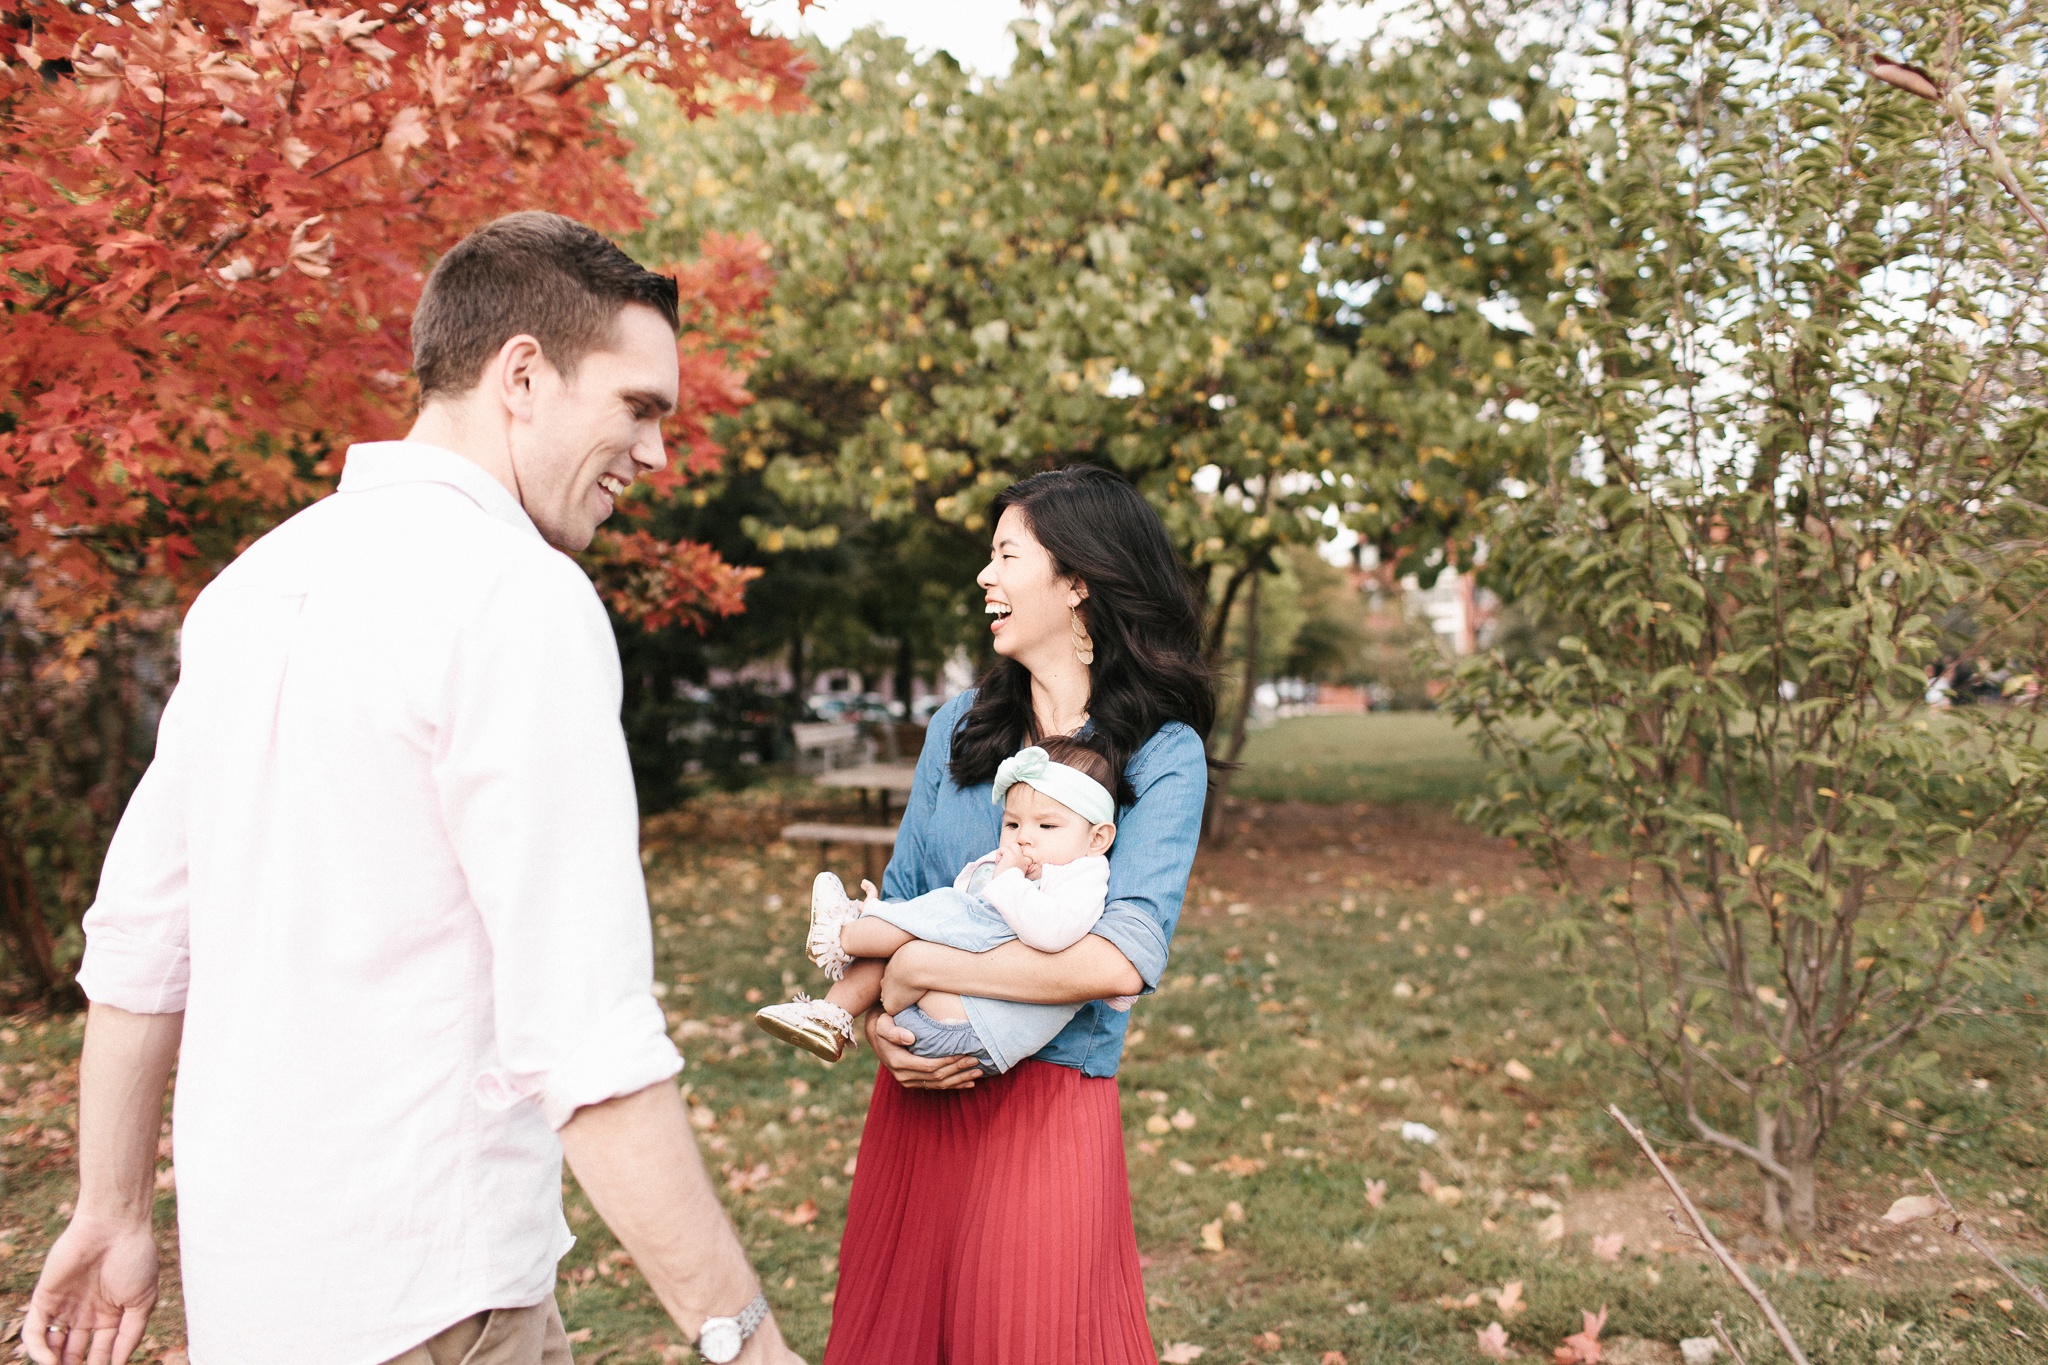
[991,745,1116,826]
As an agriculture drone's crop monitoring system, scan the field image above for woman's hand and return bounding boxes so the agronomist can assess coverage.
[865,1011,982,1091]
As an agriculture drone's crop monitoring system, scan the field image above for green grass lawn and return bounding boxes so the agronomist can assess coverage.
[1232,712,1497,806]
[2,794,2045,1364]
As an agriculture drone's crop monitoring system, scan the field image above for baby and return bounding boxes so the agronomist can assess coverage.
[755,736,1125,1069]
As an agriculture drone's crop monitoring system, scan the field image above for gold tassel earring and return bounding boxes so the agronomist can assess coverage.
[1070,604,1095,666]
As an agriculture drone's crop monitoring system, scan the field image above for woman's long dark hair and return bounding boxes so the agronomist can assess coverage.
[950,466,1214,804]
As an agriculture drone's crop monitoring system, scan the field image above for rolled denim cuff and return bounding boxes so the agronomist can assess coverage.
[1089,901,1169,993]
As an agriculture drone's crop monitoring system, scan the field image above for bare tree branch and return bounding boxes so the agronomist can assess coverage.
[1608,1106,1812,1365]
[1922,1168,2048,1318]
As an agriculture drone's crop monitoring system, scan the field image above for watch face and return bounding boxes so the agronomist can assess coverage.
[700,1320,742,1363]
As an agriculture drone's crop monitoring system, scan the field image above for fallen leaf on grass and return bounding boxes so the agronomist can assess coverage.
[1321,1353,1349,1364]
[1400,1121,1440,1144]
[1438,1293,1483,1309]
[724,1161,772,1194]
[1537,1213,1566,1243]
[1212,1154,1268,1177]
[1199,1218,1226,1253]
[779,1199,818,1226]
[565,1329,595,1344]
[1365,1178,1387,1209]
[1476,1323,1512,1361]
[1591,1232,1625,1261]
[1504,1059,1535,1082]
[1147,1114,1173,1135]
[1160,1345,1206,1364]
[1172,1107,1198,1130]
[1883,1194,1942,1225]
[1552,1307,1606,1364]
[1678,1339,1719,1364]
[1496,1281,1525,1318]
[1172,1159,1199,1176]
[1225,1200,1246,1222]
[1253,1331,1282,1352]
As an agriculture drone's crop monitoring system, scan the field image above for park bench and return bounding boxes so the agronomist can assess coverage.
[778,820,900,884]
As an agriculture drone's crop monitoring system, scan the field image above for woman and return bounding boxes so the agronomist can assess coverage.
[823,465,1213,1364]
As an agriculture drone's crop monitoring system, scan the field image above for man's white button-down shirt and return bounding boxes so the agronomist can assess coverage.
[78,441,682,1365]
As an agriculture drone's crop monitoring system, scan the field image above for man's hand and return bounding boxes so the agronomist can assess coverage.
[26,1005,181,1365]
[23,1214,159,1365]
[865,1011,981,1090]
[560,1083,806,1364]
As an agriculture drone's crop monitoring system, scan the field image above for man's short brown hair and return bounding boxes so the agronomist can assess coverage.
[411,211,680,402]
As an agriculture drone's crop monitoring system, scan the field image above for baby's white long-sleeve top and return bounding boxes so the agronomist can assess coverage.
[952,850,1111,953]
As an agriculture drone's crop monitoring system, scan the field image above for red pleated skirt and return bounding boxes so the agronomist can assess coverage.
[823,1060,1156,1365]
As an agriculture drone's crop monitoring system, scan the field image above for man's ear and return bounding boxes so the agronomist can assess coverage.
[494,333,549,423]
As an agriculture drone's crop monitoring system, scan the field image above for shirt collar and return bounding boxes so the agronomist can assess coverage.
[338,441,541,541]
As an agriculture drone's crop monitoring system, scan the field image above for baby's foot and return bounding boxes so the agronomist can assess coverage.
[754,993,858,1064]
[807,871,862,981]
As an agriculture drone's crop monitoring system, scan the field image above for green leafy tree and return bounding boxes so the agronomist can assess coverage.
[630,4,1561,788]
[1445,0,2048,1240]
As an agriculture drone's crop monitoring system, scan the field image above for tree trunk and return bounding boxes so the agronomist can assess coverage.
[0,814,69,1004]
[1222,568,1265,770]
[1757,1107,1786,1238]
[1202,570,1265,841]
[788,631,808,707]
[1785,1155,1818,1244]
[895,635,916,724]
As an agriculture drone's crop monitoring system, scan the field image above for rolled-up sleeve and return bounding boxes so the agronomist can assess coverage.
[78,687,193,1014]
[1088,723,1209,992]
[437,554,680,1131]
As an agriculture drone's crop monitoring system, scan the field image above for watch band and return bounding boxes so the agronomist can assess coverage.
[735,1290,770,1338]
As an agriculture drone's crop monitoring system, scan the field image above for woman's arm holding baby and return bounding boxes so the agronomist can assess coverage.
[878,935,1141,1015]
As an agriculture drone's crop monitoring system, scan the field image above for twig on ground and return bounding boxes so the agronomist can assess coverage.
[1921,1167,2048,1317]
[1711,1312,1752,1365]
[1666,1208,1706,1242]
[1607,1106,1812,1365]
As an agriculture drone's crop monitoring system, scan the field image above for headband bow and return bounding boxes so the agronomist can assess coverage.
[991,745,1116,826]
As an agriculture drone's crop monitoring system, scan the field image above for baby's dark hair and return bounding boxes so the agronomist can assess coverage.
[1037,735,1123,816]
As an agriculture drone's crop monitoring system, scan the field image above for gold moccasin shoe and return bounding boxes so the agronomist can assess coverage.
[755,993,857,1064]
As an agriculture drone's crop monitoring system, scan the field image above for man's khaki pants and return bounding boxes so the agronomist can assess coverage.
[380,1299,575,1365]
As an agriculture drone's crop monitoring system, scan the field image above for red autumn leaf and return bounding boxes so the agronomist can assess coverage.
[1552,1306,1607,1364]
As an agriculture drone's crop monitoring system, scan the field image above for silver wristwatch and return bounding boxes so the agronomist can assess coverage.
[698,1290,770,1363]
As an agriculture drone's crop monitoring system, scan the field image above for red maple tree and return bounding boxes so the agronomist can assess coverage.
[0,0,803,998]
[1,0,805,639]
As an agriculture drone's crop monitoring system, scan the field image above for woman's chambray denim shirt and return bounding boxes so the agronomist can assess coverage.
[880,690,1208,1078]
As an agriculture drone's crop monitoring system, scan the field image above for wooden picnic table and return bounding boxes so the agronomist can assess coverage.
[781,763,919,883]
[812,762,919,823]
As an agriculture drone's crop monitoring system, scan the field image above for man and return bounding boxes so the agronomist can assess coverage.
[25,213,802,1365]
